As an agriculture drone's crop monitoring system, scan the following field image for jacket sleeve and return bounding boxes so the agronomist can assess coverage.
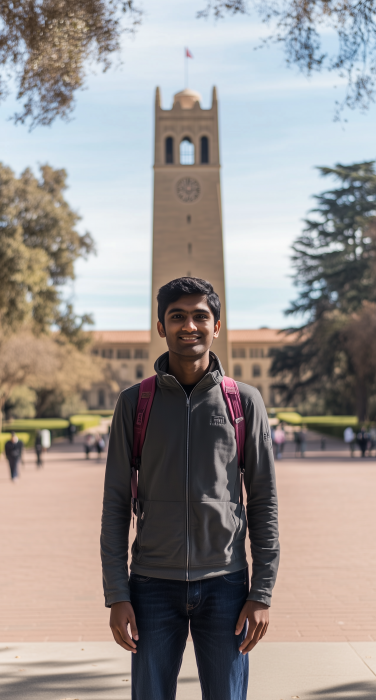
[243,389,280,607]
[100,391,134,607]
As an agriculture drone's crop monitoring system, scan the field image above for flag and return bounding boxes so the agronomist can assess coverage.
[186,48,193,59]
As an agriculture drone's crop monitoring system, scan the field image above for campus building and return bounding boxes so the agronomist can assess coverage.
[88,87,289,409]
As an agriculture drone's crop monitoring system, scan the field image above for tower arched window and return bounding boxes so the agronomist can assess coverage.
[180,137,195,165]
[165,136,174,164]
[201,136,209,164]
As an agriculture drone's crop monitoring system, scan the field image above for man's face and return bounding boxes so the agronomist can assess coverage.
[157,294,220,358]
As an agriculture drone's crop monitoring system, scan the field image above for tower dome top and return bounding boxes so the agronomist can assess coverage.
[173,88,201,109]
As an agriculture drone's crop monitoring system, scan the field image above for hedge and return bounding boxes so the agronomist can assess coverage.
[69,414,101,431]
[0,433,31,454]
[4,418,69,432]
[276,412,359,440]
[76,409,114,417]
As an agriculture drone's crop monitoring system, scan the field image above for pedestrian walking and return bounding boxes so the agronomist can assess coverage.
[5,432,23,481]
[368,426,376,457]
[273,424,286,460]
[67,422,77,443]
[41,428,51,450]
[344,426,355,457]
[95,434,105,460]
[356,426,369,458]
[101,277,280,700]
[299,426,307,457]
[294,429,301,457]
[84,433,95,459]
[35,430,43,467]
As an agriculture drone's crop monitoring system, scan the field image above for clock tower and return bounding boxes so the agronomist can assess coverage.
[148,86,229,373]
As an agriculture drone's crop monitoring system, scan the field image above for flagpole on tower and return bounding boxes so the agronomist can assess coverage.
[184,48,193,89]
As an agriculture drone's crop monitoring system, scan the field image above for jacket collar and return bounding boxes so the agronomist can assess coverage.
[154,351,225,391]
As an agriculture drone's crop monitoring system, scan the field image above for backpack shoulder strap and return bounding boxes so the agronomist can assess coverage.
[221,377,246,505]
[131,375,156,515]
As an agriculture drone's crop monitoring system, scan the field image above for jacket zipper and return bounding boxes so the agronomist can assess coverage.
[180,374,209,582]
[185,396,190,581]
[173,372,215,583]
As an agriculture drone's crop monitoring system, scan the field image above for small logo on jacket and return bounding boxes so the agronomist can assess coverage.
[263,430,272,448]
[210,415,226,426]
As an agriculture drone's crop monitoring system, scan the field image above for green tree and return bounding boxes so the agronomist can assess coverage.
[270,161,376,421]
[0,161,95,336]
[0,0,141,127]
[3,2,376,125]
[200,1,376,116]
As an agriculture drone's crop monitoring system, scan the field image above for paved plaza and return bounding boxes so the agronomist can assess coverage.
[0,436,376,697]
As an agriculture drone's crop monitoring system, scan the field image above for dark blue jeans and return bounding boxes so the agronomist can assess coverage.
[130,568,249,700]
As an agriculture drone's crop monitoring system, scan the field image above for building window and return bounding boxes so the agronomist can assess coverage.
[117,349,131,359]
[257,386,263,398]
[250,348,264,358]
[187,214,191,224]
[134,348,149,359]
[234,364,242,378]
[92,348,99,356]
[98,389,105,408]
[232,348,246,358]
[101,348,113,359]
[252,364,261,378]
[180,137,195,165]
[165,136,174,164]
[136,364,144,379]
[201,136,209,164]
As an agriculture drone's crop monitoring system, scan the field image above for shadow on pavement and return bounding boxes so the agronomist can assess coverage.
[1,659,130,699]
[311,680,376,699]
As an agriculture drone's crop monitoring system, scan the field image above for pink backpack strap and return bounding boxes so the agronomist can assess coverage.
[131,375,156,515]
[221,376,246,505]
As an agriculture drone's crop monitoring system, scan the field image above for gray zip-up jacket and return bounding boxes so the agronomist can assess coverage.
[101,352,279,608]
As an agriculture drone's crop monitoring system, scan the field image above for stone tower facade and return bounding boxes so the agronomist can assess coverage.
[148,86,229,374]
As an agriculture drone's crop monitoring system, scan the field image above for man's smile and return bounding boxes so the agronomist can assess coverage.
[179,334,200,342]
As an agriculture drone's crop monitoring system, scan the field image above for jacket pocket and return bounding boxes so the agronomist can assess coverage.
[189,501,247,568]
[133,500,186,568]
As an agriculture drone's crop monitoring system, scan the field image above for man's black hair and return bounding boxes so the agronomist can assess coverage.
[157,277,221,328]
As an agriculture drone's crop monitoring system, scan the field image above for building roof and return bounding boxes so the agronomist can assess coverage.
[92,330,151,344]
[91,328,292,345]
[228,329,288,343]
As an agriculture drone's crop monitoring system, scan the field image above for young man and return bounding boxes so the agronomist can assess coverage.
[101,277,280,700]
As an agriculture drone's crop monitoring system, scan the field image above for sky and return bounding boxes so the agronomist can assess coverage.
[1,0,376,331]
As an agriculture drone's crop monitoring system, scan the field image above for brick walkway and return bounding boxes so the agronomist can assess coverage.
[0,439,375,642]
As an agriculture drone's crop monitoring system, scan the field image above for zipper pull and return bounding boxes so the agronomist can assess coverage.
[141,511,145,520]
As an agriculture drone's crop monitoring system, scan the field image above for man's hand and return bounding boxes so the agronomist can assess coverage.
[235,600,269,654]
[110,601,139,653]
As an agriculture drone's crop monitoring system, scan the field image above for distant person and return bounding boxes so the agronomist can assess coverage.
[273,424,285,460]
[369,426,376,457]
[294,429,301,457]
[356,426,369,458]
[299,426,307,457]
[95,434,106,460]
[5,432,23,481]
[35,430,43,467]
[84,433,95,459]
[41,428,51,450]
[344,426,355,457]
[67,422,77,443]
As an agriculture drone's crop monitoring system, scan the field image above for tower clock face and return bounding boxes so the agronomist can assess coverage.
[176,177,200,203]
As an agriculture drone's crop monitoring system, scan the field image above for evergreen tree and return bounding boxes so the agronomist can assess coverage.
[271,162,376,420]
